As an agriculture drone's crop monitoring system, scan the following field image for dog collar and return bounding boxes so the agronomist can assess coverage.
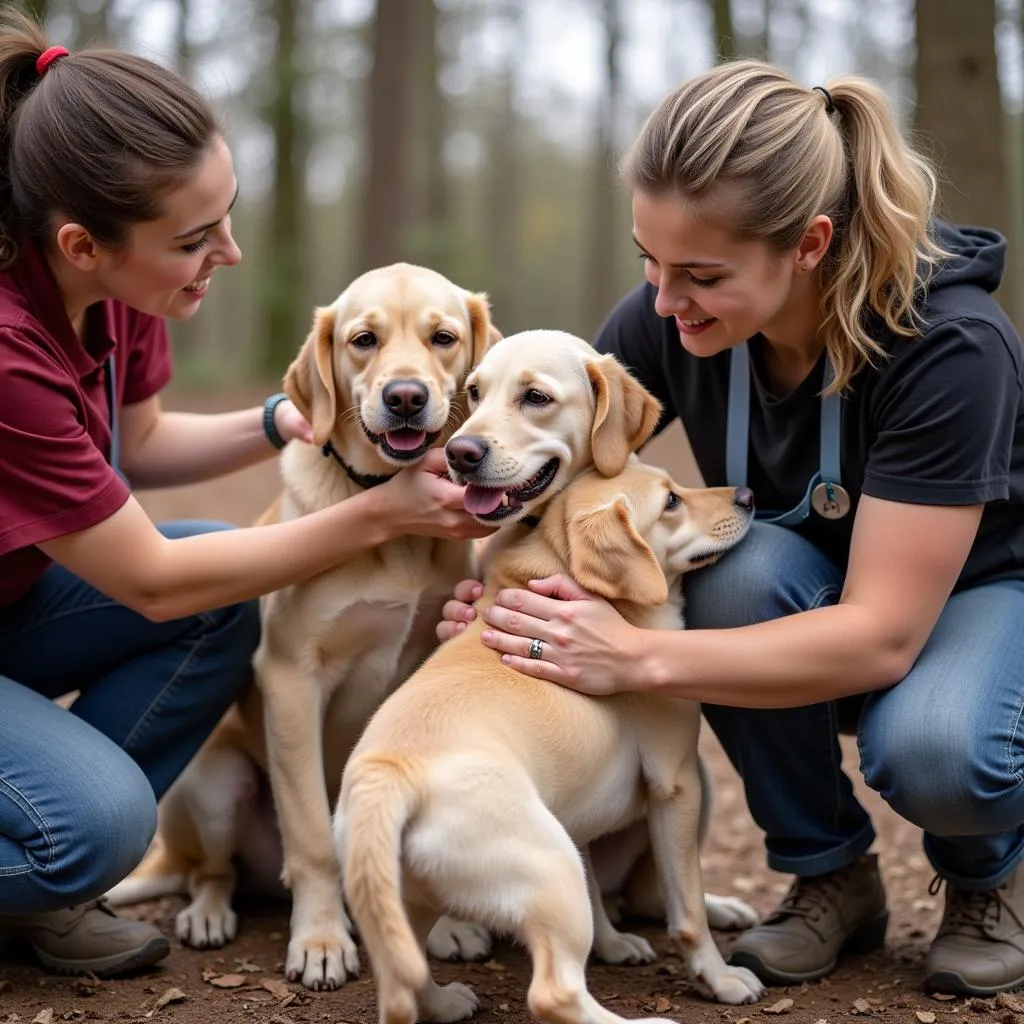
[321,440,397,490]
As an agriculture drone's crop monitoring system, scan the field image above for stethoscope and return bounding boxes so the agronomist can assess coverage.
[104,355,125,480]
[725,341,850,524]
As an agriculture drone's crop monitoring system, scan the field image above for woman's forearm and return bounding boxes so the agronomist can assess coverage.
[639,603,913,707]
[125,408,276,488]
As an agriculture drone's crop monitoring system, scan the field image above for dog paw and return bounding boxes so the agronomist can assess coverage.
[284,930,360,990]
[420,981,479,1022]
[426,917,493,961]
[593,929,657,965]
[705,893,759,931]
[702,965,764,1005]
[176,900,237,949]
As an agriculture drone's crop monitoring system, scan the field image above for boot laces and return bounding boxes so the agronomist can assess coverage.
[930,874,1021,936]
[774,870,849,926]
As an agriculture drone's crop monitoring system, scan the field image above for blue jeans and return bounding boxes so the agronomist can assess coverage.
[686,521,1024,892]
[0,521,259,915]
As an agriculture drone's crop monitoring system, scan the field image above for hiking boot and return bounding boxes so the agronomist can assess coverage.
[924,863,1024,996]
[728,853,888,984]
[4,900,170,977]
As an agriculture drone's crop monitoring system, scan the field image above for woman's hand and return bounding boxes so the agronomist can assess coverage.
[479,574,646,695]
[274,399,314,445]
[437,578,485,641]
[376,448,497,542]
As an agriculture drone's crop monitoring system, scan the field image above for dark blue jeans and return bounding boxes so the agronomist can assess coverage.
[0,521,259,915]
[686,521,1024,891]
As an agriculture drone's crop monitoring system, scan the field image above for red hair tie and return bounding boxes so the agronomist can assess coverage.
[36,46,69,77]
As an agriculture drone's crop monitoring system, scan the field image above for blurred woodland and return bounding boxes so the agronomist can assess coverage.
[18,0,1024,387]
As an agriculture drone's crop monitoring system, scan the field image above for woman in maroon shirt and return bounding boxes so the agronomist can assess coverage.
[0,12,488,977]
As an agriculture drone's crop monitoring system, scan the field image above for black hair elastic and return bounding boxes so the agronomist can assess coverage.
[812,85,835,115]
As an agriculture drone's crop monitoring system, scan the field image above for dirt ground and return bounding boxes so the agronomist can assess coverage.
[0,389,1010,1024]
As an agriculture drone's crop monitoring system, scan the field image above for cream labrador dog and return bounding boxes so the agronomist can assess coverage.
[336,460,763,1024]
[107,263,497,990]
[443,331,757,935]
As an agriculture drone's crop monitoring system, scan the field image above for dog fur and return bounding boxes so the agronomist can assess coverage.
[107,263,498,989]
[336,459,763,1024]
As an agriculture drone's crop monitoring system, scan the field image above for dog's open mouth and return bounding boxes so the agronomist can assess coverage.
[362,422,440,461]
[462,458,560,521]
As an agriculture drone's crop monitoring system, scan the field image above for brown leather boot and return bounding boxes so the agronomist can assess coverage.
[5,900,170,977]
[728,854,888,984]
[924,864,1024,996]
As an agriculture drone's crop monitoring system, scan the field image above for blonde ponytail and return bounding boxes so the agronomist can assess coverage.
[623,60,946,392]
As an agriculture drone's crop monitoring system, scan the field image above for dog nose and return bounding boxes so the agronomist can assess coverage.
[733,487,755,510]
[382,379,428,418]
[446,436,489,475]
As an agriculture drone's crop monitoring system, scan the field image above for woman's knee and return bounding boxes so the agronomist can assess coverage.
[684,521,843,630]
[13,748,156,911]
[860,697,1021,837]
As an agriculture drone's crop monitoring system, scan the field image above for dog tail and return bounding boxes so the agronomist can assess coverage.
[104,843,189,906]
[340,755,428,1020]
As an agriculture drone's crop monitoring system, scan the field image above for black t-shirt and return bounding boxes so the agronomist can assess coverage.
[594,222,1024,589]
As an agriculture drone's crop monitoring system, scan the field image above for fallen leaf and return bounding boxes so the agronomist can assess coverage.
[852,998,872,1015]
[207,974,247,989]
[654,997,672,1014]
[278,993,297,1009]
[916,1013,937,1023]
[32,1011,53,1024]
[200,967,218,983]
[154,988,187,1011]
[934,994,959,1003]
[997,994,1024,1013]
[235,959,263,973]
[763,998,794,1015]
[259,979,292,1001]
[482,960,506,972]
[71,976,99,998]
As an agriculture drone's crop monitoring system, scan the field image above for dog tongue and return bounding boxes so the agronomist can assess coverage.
[463,485,505,515]
[385,429,427,452]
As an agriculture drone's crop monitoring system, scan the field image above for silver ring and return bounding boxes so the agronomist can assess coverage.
[528,638,544,660]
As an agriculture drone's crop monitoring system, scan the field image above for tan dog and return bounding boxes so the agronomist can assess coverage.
[107,264,497,990]
[336,460,763,1024]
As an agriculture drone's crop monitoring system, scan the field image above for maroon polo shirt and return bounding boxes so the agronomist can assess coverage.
[0,235,172,607]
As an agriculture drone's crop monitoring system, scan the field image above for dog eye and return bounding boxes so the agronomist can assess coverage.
[665,492,681,511]
[351,331,377,349]
[433,330,458,347]
[524,389,550,406]
[467,383,479,402]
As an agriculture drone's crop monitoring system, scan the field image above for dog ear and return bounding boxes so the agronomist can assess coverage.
[564,496,668,606]
[585,356,663,477]
[465,292,501,369]
[283,306,338,448]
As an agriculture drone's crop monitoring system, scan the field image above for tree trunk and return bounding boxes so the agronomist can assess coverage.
[261,0,309,374]
[915,0,1015,324]
[708,0,735,62]
[484,0,525,328]
[580,0,624,340]
[175,0,193,80]
[361,0,416,271]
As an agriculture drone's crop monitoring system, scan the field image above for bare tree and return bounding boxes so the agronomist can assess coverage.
[580,0,624,339]
[361,0,417,270]
[915,0,1015,324]
[260,0,310,373]
[708,0,736,61]
[483,0,526,327]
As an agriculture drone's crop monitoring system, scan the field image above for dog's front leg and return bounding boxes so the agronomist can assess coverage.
[258,656,359,991]
[583,844,657,965]
[646,761,763,1005]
